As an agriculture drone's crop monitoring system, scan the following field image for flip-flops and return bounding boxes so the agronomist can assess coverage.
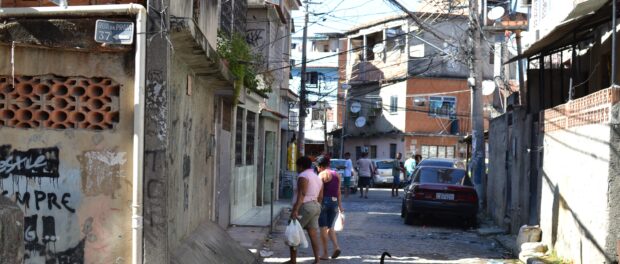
[332,249,341,259]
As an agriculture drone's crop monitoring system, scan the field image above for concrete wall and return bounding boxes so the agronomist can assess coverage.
[0,46,134,263]
[540,123,611,263]
[166,54,217,252]
[608,120,620,264]
[486,107,536,233]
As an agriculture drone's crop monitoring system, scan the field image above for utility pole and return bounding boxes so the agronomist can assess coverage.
[339,88,347,158]
[323,104,328,153]
[468,0,486,207]
[297,2,309,156]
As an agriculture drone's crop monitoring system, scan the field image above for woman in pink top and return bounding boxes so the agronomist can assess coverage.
[289,156,323,264]
[316,156,343,260]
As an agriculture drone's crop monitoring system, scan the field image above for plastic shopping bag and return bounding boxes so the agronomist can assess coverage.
[285,219,301,247]
[297,221,308,248]
[333,211,345,231]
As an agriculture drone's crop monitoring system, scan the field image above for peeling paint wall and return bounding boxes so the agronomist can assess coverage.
[0,46,134,263]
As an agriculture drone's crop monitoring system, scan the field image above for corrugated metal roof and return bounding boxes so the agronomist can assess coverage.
[507,0,611,63]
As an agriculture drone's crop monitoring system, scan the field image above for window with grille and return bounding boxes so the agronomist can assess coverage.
[390,143,397,159]
[235,108,244,165]
[370,145,377,159]
[245,111,256,165]
[429,96,457,118]
[421,145,456,159]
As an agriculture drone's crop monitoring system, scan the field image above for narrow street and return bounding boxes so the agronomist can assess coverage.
[263,188,517,264]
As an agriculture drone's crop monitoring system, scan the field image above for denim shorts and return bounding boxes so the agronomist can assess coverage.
[318,197,339,228]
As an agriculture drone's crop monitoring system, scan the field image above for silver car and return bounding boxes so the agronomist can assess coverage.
[372,159,405,187]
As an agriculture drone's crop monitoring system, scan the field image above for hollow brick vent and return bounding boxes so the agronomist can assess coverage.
[0,75,120,130]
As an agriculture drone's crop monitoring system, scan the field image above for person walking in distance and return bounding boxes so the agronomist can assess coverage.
[391,153,406,197]
[316,156,343,260]
[356,152,375,199]
[289,156,324,264]
[404,153,416,182]
[343,152,353,198]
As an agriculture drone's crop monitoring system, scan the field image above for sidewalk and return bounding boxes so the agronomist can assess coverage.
[227,200,291,258]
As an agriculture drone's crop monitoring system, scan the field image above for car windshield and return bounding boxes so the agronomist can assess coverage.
[375,161,393,169]
[416,168,470,185]
[330,160,346,170]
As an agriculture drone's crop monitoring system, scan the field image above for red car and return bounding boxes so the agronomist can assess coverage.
[401,166,478,227]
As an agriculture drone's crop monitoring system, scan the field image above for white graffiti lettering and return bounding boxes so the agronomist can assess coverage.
[0,155,47,175]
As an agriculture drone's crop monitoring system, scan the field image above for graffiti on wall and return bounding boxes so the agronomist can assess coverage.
[0,145,59,180]
[0,145,84,263]
[245,28,265,47]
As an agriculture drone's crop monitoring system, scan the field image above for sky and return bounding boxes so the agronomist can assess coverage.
[291,0,422,37]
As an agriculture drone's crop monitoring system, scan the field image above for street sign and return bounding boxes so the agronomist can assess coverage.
[95,20,135,45]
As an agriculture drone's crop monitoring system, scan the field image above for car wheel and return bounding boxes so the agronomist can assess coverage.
[370,178,375,188]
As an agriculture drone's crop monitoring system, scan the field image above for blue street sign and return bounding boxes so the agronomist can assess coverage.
[94,20,135,45]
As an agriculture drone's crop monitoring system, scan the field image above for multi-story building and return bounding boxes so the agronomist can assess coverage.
[290,32,343,156]
[228,0,300,225]
[338,14,494,161]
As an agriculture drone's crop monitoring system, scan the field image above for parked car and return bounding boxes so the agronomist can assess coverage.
[401,166,477,227]
[330,159,358,194]
[372,159,405,187]
[417,157,465,169]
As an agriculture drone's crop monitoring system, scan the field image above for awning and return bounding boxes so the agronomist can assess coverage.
[507,0,611,63]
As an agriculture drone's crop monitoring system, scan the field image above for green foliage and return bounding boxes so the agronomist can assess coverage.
[216,31,272,102]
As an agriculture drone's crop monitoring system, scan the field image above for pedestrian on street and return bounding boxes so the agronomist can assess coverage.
[316,156,343,260]
[404,153,416,182]
[343,152,353,198]
[289,156,324,264]
[391,153,406,197]
[357,152,375,199]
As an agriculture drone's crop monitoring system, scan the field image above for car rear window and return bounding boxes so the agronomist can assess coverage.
[418,160,454,168]
[415,168,471,185]
[375,161,393,169]
[330,160,346,169]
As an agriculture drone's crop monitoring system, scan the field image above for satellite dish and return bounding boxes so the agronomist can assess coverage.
[341,83,351,90]
[350,102,362,113]
[487,6,505,20]
[372,43,385,53]
[355,116,366,128]
[482,80,496,95]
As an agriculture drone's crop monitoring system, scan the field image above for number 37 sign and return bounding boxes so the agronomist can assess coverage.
[94,20,135,45]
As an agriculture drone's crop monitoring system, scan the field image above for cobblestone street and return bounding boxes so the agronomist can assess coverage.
[262,188,518,264]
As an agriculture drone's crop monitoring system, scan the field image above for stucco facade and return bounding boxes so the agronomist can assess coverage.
[0,43,134,263]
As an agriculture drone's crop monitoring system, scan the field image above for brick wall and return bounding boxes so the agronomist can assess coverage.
[405,77,471,134]
[544,87,620,132]
[0,0,144,7]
